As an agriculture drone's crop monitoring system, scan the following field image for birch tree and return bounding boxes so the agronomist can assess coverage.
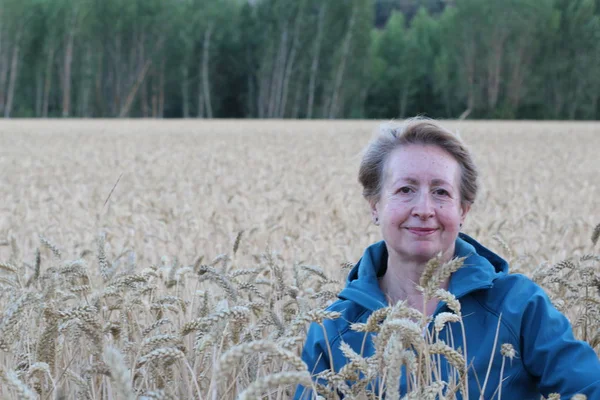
[328,4,357,119]
[306,2,326,119]
[1,0,31,118]
[61,1,81,117]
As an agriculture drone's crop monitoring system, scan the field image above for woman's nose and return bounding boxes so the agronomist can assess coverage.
[412,193,434,219]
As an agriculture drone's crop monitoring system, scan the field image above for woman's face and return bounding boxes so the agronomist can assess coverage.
[371,144,470,264]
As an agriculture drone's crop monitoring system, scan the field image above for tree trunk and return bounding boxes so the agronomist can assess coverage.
[202,24,214,118]
[258,72,268,118]
[181,64,190,118]
[139,30,149,117]
[141,78,149,117]
[278,37,295,117]
[568,79,584,120]
[152,67,158,118]
[119,59,152,117]
[42,39,55,118]
[291,80,302,119]
[0,3,8,115]
[486,28,506,111]
[245,72,254,118]
[463,37,476,114]
[278,0,305,118]
[197,91,204,118]
[4,27,22,118]
[35,63,43,117]
[508,39,530,113]
[113,36,122,116]
[592,50,600,119]
[78,46,93,117]
[257,46,272,118]
[322,81,332,119]
[552,74,563,119]
[128,23,138,95]
[268,28,287,118]
[62,8,78,118]
[591,93,599,120]
[158,59,165,118]
[94,52,104,117]
[306,3,325,119]
[329,5,356,119]
[197,63,204,118]
[358,85,368,118]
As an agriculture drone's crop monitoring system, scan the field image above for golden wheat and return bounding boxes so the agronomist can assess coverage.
[0,120,598,399]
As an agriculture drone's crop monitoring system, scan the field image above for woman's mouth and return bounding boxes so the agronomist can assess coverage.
[406,228,438,236]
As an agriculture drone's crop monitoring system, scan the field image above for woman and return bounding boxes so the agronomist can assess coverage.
[295,119,600,399]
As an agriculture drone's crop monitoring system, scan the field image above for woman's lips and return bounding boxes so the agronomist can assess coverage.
[406,228,438,236]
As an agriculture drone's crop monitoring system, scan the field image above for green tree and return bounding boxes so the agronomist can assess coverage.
[1,0,599,120]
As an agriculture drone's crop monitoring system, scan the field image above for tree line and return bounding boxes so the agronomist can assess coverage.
[0,0,599,120]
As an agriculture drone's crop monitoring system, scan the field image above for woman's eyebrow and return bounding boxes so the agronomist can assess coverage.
[395,177,419,185]
[391,177,453,188]
[431,178,452,187]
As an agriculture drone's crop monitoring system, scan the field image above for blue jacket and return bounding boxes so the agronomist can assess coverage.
[296,233,600,399]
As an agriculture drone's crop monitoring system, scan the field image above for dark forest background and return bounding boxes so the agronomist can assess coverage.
[1,0,599,119]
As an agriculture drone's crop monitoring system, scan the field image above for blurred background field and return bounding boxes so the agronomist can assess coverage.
[1,120,598,270]
[0,120,600,270]
[0,120,598,399]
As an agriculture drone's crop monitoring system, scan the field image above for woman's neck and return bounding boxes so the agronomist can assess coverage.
[378,252,450,315]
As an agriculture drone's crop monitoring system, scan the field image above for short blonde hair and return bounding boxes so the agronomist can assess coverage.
[358,118,478,207]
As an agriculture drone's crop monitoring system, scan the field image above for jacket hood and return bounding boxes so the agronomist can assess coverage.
[338,233,509,312]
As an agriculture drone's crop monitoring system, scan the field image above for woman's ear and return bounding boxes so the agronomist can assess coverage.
[370,199,379,224]
[460,203,471,223]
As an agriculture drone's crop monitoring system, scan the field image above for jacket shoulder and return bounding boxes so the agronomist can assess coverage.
[479,272,548,302]
[472,272,556,337]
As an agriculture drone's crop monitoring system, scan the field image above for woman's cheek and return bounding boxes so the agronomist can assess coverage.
[387,202,409,223]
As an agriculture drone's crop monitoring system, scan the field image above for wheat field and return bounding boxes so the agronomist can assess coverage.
[0,120,598,399]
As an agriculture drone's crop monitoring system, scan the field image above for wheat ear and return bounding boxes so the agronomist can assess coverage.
[238,371,312,400]
[104,346,136,400]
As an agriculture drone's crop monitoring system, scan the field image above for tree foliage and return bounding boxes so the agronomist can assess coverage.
[0,0,598,119]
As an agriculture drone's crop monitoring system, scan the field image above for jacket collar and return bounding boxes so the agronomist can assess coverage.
[337,233,509,312]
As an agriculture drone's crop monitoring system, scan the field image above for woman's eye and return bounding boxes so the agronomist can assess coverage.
[398,187,412,194]
[434,189,450,196]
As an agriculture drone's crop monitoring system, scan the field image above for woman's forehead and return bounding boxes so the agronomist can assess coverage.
[384,145,461,183]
